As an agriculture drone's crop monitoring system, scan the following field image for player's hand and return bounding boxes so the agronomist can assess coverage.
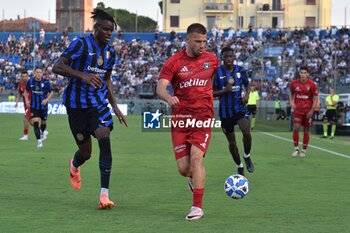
[291,102,296,109]
[242,97,248,104]
[166,96,180,106]
[224,83,232,92]
[41,99,48,106]
[306,110,314,119]
[26,102,30,108]
[113,105,128,127]
[82,73,102,89]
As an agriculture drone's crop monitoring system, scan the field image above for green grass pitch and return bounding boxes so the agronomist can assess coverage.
[0,113,349,233]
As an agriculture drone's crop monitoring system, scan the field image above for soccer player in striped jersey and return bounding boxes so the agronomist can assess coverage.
[213,47,254,176]
[52,9,127,209]
[25,67,53,148]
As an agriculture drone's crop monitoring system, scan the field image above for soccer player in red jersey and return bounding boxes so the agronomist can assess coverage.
[157,23,218,221]
[289,66,318,158]
[15,71,32,141]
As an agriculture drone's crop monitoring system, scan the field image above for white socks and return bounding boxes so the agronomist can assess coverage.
[100,188,109,195]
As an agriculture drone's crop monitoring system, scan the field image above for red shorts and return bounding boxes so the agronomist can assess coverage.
[171,128,212,160]
[293,112,312,127]
[24,107,31,120]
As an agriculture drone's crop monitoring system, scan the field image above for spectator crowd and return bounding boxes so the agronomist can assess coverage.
[0,26,349,103]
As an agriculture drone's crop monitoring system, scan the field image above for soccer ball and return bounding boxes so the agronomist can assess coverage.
[224,174,250,199]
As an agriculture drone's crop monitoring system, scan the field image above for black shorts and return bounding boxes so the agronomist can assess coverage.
[221,112,249,134]
[30,108,48,120]
[247,105,257,115]
[324,109,337,122]
[67,104,113,145]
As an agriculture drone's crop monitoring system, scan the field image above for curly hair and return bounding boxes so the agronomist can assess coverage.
[91,8,117,30]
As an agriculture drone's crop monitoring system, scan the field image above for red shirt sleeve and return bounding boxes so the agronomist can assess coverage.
[290,80,295,95]
[159,58,176,82]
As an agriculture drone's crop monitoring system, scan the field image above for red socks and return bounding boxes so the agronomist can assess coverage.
[293,131,299,147]
[193,188,204,208]
[303,132,309,150]
[293,131,309,150]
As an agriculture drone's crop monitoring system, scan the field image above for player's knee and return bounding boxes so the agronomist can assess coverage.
[178,167,189,177]
[177,163,190,177]
[228,141,237,148]
[243,133,252,141]
[190,154,203,168]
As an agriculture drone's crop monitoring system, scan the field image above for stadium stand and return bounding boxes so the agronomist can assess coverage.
[0,27,349,127]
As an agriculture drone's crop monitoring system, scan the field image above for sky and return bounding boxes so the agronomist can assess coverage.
[0,0,163,28]
[0,0,349,30]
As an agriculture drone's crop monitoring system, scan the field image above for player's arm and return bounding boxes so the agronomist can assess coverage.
[41,81,54,105]
[213,84,232,97]
[24,88,30,108]
[241,69,250,104]
[312,96,319,110]
[306,95,318,119]
[212,75,232,97]
[52,57,102,89]
[289,82,295,109]
[105,71,128,127]
[156,78,179,106]
[289,92,295,109]
[243,80,249,94]
[241,81,249,104]
[15,89,21,107]
[42,90,54,106]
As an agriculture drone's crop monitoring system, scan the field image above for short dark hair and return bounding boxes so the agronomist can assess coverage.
[299,66,309,72]
[186,23,207,35]
[91,8,117,30]
[21,70,28,74]
[221,47,234,54]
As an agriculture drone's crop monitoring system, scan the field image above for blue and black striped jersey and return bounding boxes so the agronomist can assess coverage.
[26,77,52,110]
[61,34,116,108]
[213,65,249,118]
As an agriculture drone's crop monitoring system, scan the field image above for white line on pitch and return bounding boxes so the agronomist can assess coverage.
[261,132,350,159]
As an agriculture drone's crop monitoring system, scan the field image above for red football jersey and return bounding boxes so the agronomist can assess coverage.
[159,50,218,118]
[18,82,31,108]
[290,78,318,114]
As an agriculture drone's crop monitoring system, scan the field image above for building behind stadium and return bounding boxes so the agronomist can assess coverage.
[161,0,332,32]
